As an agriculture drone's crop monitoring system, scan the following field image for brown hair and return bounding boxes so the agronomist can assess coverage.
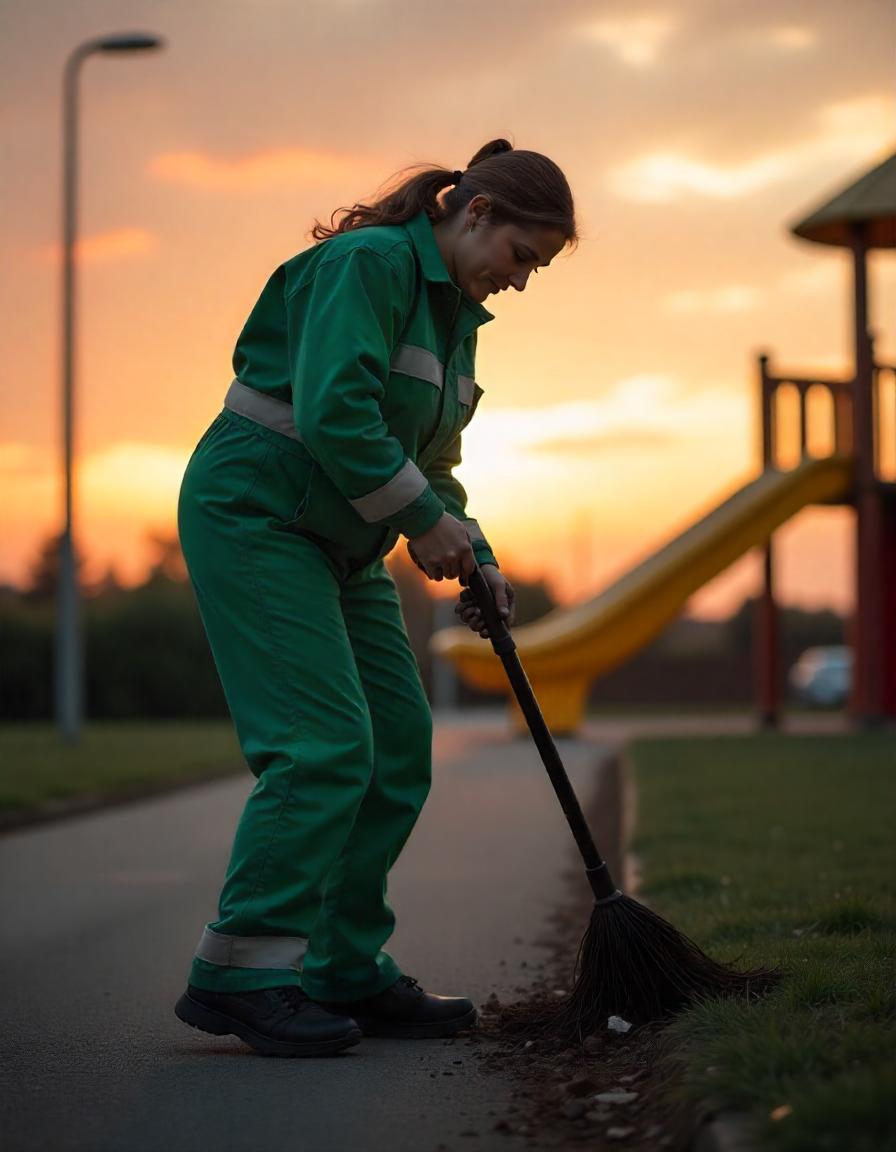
[310,138,577,247]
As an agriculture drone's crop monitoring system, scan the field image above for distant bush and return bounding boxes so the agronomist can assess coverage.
[0,596,54,719]
[0,544,847,719]
[1,577,226,720]
[85,576,227,718]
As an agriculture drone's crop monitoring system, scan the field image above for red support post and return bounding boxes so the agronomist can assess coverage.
[881,496,896,717]
[851,231,886,724]
[755,353,779,727]
[757,543,779,727]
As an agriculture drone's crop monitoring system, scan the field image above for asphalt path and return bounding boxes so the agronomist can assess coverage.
[0,714,609,1152]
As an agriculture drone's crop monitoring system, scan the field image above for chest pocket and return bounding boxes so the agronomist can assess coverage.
[387,343,482,462]
[385,343,444,448]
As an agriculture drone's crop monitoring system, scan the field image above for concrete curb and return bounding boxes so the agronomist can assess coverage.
[618,747,763,1152]
[691,1101,760,1152]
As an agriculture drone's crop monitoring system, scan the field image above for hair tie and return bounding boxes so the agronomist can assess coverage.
[451,170,464,184]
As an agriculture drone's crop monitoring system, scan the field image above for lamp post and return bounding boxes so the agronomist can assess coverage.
[57,33,164,742]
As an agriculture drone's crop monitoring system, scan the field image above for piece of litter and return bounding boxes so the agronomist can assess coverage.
[606,1126,635,1140]
[607,1015,632,1033]
[595,1090,639,1105]
[770,1104,793,1121]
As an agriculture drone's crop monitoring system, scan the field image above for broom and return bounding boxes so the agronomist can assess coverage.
[462,563,777,1040]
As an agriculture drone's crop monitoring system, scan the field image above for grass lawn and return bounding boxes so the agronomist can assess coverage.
[627,732,896,1152]
[0,722,243,815]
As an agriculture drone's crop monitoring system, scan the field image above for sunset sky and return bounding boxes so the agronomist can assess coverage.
[2,0,894,615]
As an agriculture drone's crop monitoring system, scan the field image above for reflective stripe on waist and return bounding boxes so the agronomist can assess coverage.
[224,378,303,442]
[223,378,429,524]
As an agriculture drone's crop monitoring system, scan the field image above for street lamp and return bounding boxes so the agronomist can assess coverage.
[57,33,164,743]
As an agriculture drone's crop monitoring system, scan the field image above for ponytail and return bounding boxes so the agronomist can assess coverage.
[311,138,576,246]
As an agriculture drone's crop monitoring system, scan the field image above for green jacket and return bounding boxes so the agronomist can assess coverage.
[228,208,499,574]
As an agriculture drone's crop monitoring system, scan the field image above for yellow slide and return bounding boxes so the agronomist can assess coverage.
[431,456,854,733]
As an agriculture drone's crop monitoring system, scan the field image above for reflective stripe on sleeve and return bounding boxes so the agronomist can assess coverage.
[463,518,487,546]
[194,926,308,971]
[349,458,430,522]
[457,376,477,405]
[390,344,444,391]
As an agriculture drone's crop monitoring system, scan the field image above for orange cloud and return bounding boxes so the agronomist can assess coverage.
[40,227,157,264]
[0,441,38,474]
[765,25,816,51]
[609,96,895,203]
[1,439,190,589]
[150,147,383,192]
[574,14,677,67]
[665,286,762,315]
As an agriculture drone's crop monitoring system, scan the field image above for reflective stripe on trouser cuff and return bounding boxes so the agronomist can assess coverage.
[349,459,429,522]
[194,926,308,971]
[224,378,303,443]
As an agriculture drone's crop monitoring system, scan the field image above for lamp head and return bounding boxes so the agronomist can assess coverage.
[98,34,164,53]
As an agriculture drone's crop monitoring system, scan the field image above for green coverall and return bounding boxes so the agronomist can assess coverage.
[178,208,499,1000]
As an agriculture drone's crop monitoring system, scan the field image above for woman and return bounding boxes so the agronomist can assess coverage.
[174,138,577,1057]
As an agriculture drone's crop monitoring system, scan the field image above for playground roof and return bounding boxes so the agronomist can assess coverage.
[789,149,896,249]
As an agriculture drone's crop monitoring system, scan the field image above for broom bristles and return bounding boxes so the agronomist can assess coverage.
[542,893,778,1041]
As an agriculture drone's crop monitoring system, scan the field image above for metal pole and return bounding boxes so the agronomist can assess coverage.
[56,46,90,743]
[430,597,459,711]
[55,34,163,743]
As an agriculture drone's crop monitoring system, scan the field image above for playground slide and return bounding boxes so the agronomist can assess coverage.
[431,455,854,731]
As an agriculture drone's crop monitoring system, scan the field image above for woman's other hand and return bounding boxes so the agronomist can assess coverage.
[407,513,476,582]
[455,565,515,638]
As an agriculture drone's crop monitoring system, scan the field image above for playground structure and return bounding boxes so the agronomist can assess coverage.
[432,150,896,733]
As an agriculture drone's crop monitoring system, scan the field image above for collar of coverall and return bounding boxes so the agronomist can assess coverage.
[404,209,495,327]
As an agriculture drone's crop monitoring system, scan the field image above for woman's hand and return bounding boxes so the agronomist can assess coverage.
[407,513,476,582]
[455,565,516,639]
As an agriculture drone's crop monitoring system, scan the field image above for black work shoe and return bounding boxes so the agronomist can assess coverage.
[174,984,362,1057]
[314,974,477,1038]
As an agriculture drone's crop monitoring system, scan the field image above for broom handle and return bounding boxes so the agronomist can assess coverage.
[464,565,619,902]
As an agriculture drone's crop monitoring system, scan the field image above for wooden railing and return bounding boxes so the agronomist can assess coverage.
[759,348,896,483]
[758,354,853,469]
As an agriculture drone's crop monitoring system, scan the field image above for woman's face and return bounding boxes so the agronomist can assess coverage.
[449,197,568,304]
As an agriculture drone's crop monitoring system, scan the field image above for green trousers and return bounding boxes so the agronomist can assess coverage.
[178,412,432,1000]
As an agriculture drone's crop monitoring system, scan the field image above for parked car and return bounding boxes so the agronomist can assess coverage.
[788,645,853,706]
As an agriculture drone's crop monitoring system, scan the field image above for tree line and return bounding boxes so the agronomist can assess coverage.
[0,533,557,721]
[1,533,845,721]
